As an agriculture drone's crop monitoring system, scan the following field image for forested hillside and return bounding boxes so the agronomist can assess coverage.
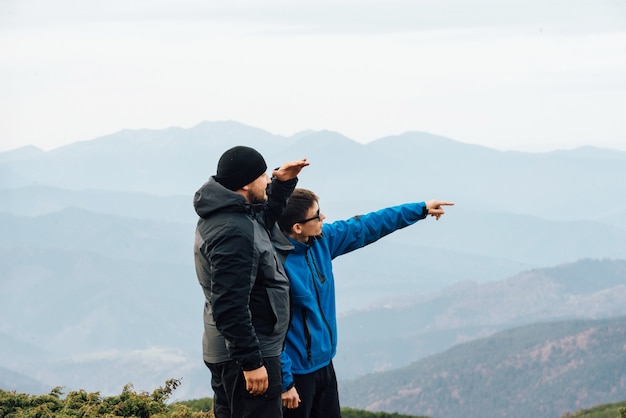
[340,316,626,418]
[335,258,626,377]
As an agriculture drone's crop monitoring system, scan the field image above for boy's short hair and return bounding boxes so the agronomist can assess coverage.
[278,188,319,233]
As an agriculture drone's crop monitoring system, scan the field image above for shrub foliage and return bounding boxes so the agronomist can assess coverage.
[0,379,212,418]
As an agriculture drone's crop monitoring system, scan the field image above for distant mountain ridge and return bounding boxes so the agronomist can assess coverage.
[0,366,49,395]
[1,120,624,222]
[0,185,192,221]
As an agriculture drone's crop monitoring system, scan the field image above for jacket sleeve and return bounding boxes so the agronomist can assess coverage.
[265,177,298,224]
[280,349,295,392]
[324,202,428,259]
[210,225,263,370]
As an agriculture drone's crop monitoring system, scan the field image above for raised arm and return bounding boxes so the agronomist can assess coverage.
[265,158,310,221]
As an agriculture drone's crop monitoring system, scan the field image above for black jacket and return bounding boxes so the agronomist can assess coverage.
[193,176,296,370]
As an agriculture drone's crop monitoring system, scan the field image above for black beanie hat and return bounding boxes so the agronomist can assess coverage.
[215,146,268,191]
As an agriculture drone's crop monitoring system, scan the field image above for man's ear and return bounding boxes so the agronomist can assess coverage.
[292,223,302,235]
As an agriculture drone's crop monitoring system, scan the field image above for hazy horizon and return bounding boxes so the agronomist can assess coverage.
[2,0,625,153]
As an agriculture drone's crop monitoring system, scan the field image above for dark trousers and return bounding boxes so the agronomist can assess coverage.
[283,361,341,418]
[206,356,283,418]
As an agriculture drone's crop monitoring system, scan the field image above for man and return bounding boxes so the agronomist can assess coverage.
[276,188,454,417]
[193,145,309,418]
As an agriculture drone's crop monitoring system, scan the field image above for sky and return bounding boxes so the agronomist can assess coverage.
[1,0,625,153]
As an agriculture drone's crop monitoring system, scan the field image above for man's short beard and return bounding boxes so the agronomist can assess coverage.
[247,190,267,205]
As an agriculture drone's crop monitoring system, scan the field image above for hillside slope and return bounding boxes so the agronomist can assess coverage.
[340,316,626,418]
[335,258,626,376]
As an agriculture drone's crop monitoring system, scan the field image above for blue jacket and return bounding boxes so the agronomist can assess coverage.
[279,202,428,390]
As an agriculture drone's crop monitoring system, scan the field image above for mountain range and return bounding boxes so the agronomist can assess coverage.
[1,120,625,410]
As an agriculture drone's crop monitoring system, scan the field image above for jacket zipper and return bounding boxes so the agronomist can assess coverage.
[305,249,334,349]
[302,309,312,361]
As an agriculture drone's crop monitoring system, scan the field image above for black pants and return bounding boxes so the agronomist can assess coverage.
[283,361,341,418]
[206,356,283,418]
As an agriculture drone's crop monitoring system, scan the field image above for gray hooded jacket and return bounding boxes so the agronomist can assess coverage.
[193,176,296,370]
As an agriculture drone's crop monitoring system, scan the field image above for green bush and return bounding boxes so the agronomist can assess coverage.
[0,379,212,418]
[0,382,428,418]
[174,398,213,413]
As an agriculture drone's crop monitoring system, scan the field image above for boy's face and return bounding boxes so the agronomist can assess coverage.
[293,202,325,240]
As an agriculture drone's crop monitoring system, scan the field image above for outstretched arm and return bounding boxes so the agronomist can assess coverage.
[265,158,310,222]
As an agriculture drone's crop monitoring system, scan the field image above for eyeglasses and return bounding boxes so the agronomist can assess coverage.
[296,209,321,224]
